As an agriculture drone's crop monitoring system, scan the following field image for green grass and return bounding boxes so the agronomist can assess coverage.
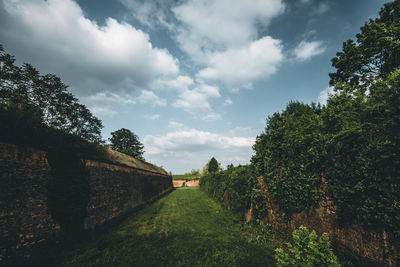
[172,174,200,180]
[57,187,275,266]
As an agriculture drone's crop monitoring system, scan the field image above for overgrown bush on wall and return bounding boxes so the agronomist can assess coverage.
[252,102,324,218]
[199,164,266,220]
[251,0,400,238]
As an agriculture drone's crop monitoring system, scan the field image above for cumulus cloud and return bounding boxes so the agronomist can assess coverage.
[197,37,283,89]
[172,0,285,61]
[168,121,185,129]
[173,84,220,113]
[121,0,286,91]
[293,40,326,61]
[81,92,136,117]
[0,0,178,95]
[155,75,195,92]
[137,90,167,106]
[144,129,254,154]
[143,127,254,172]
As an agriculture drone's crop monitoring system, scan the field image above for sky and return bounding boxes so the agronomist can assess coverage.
[0,0,387,173]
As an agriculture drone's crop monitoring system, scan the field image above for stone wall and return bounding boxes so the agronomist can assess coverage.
[0,142,172,263]
[257,176,399,266]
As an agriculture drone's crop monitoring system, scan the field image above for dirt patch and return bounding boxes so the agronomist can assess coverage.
[173,180,199,187]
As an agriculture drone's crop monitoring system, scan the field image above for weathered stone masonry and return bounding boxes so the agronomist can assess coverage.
[0,142,173,262]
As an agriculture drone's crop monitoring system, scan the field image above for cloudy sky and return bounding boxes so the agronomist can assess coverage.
[0,0,386,173]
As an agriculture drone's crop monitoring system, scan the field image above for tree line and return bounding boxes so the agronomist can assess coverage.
[0,45,145,160]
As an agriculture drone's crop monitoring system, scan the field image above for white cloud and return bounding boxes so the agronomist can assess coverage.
[168,121,185,129]
[228,126,255,136]
[173,84,220,112]
[318,86,335,105]
[144,129,254,155]
[143,128,255,173]
[122,0,286,91]
[150,114,160,120]
[197,36,283,89]
[293,40,326,61]
[172,0,285,61]
[81,92,136,117]
[155,75,195,92]
[0,0,178,95]
[201,113,222,121]
[137,90,167,106]
[224,98,233,105]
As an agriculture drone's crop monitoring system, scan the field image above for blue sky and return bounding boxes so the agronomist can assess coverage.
[0,0,387,173]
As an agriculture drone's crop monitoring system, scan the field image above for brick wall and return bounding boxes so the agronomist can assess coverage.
[257,176,399,266]
[0,142,172,263]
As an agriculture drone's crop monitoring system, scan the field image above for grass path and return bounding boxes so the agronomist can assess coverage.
[59,187,275,266]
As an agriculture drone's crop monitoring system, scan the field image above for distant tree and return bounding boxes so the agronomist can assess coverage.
[329,0,400,90]
[208,157,219,173]
[0,44,103,143]
[109,128,144,160]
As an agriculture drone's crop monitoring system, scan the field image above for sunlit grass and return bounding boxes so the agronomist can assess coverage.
[58,187,275,266]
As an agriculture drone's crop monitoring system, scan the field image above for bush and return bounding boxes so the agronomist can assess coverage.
[275,226,340,267]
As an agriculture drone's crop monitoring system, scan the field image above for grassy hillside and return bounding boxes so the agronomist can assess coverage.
[104,148,168,175]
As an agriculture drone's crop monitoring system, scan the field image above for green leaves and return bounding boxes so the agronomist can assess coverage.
[109,128,145,160]
[0,45,103,143]
[253,102,322,217]
[275,226,340,267]
[329,0,400,89]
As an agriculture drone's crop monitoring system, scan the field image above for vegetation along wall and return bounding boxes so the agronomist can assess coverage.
[0,142,172,262]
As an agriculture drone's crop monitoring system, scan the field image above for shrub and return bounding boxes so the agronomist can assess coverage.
[275,226,340,267]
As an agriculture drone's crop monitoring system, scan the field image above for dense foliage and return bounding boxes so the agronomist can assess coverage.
[251,0,400,237]
[252,102,324,216]
[207,157,219,173]
[109,128,145,160]
[275,226,340,267]
[329,0,400,89]
[200,164,267,220]
[0,45,103,144]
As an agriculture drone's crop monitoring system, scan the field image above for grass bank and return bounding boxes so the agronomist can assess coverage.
[57,187,275,266]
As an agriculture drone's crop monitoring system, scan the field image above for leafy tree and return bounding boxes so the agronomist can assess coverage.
[329,0,400,90]
[253,102,323,216]
[208,157,219,173]
[109,128,145,160]
[323,70,400,234]
[275,226,340,267]
[0,44,103,143]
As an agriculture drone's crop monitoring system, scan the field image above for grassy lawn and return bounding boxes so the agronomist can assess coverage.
[57,187,275,266]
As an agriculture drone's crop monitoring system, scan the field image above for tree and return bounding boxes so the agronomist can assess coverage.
[329,0,400,90]
[109,128,145,160]
[207,157,219,173]
[0,45,103,143]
